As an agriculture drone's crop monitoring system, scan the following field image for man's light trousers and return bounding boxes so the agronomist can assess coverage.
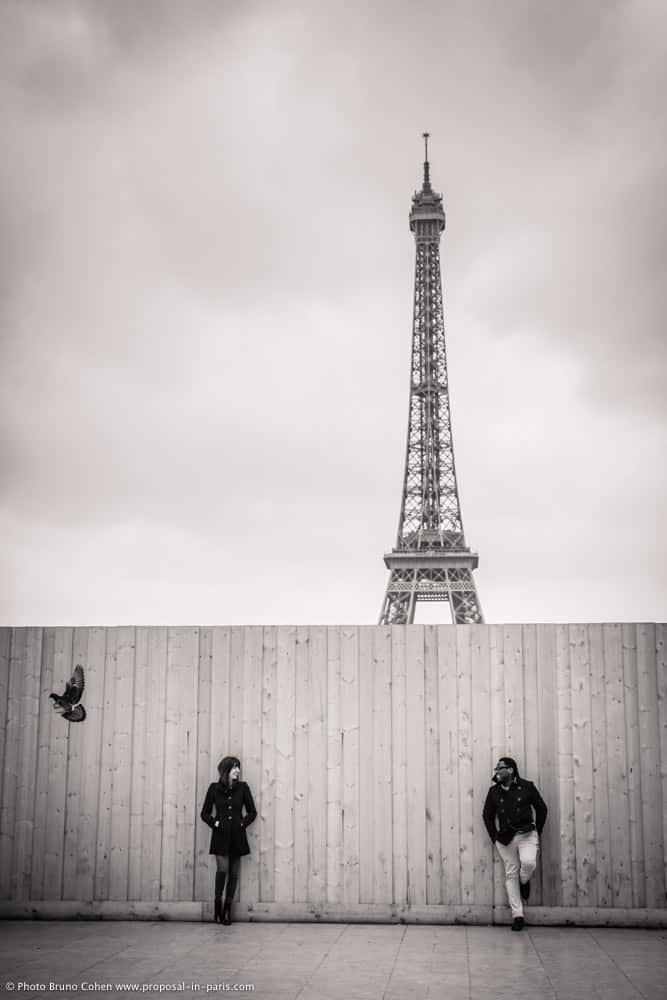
[495,829,539,918]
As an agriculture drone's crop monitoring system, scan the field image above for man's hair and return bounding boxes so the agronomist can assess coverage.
[495,756,520,782]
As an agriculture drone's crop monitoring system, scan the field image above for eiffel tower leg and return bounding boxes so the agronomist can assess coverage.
[406,584,418,625]
[449,570,484,624]
[379,569,417,625]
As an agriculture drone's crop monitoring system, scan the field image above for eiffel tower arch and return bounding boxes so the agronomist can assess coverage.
[379,135,484,625]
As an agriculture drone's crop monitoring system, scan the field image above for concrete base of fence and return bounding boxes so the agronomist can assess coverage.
[1,901,666,927]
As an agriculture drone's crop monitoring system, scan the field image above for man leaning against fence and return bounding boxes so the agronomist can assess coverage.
[482,756,548,931]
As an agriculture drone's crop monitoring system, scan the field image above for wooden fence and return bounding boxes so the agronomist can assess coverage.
[0,624,665,924]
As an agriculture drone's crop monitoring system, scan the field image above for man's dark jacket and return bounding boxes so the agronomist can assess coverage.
[201,780,257,856]
[482,775,547,846]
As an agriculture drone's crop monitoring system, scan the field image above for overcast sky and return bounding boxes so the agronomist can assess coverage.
[2,0,666,626]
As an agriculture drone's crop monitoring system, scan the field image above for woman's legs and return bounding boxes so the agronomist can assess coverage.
[222,857,241,925]
[214,855,229,923]
[225,857,241,901]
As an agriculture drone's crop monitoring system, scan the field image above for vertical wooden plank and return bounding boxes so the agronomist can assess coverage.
[341,625,359,907]
[0,629,11,820]
[161,627,198,901]
[471,624,493,906]
[326,626,343,904]
[523,625,539,782]
[140,628,168,901]
[241,626,263,907]
[358,625,374,904]
[229,627,245,758]
[44,627,72,899]
[31,628,55,899]
[457,626,474,906]
[128,628,149,900]
[210,627,231,768]
[373,625,392,905]
[391,625,408,907]
[179,626,199,902]
[13,630,41,899]
[489,624,506,907]
[623,622,645,907]
[0,630,24,898]
[95,629,116,899]
[522,624,541,904]
[259,626,276,903]
[9,629,39,900]
[590,623,612,906]
[274,625,296,903]
[570,624,596,905]
[637,623,664,908]
[109,626,135,900]
[307,625,327,906]
[75,627,106,901]
[503,624,524,764]
[657,623,667,902]
[536,624,560,906]
[424,625,441,905]
[293,626,310,902]
[161,626,179,901]
[62,628,88,899]
[406,625,426,906]
[438,625,459,905]
[227,626,244,902]
[556,623,576,906]
[603,623,632,906]
[194,627,213,901]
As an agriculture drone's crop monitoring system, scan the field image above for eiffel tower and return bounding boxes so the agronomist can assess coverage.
[379,135,484,625]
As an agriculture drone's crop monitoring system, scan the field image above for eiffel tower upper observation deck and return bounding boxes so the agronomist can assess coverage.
[379,135,484,625]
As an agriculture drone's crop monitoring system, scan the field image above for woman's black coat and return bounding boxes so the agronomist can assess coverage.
[201,780,257,857]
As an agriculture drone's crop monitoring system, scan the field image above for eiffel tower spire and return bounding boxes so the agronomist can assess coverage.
[379,136,484,625]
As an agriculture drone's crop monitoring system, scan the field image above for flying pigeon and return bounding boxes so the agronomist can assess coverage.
[50,664,86,722]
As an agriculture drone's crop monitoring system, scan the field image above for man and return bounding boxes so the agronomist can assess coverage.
[482,756,548,931]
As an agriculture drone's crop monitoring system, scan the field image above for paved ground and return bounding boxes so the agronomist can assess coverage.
[0,921,666,1000]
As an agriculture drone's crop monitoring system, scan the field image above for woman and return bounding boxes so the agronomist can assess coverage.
[201,755,257,924]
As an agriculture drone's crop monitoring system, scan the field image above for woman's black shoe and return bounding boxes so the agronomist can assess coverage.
[222,900,232,926]
[511,917,524,931]
[520,880,531,900]
[214,898,222,923]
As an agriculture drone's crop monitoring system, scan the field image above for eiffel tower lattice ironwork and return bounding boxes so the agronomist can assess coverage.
[379,135,484,625]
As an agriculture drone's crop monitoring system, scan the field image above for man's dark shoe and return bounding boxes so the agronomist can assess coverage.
[520,880,531,901]
[511,917,525,931]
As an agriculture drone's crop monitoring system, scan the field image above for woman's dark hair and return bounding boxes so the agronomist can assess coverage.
[217,756,241,785]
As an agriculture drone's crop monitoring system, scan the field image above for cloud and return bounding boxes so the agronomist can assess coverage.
[1,0,665,624]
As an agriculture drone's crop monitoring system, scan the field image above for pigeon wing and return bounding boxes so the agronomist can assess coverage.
[65,665,85,705]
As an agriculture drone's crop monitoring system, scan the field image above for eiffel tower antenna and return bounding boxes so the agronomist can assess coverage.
[379,136,484,625]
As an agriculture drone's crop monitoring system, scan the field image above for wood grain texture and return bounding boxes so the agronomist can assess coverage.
[307,625,327,905]
[30,628,55,900]
[0,624,664,920]
[603,623,632,907]
[340,626,359,907]
[623,623,646,907]
[326,626,343,904]
[44,628,72,900]
[141,628,168,901]
[241,625,263,906]
[536,624,560,906]
[0,629,23,898]
[15,630,41,900]
[62,628,87,900]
